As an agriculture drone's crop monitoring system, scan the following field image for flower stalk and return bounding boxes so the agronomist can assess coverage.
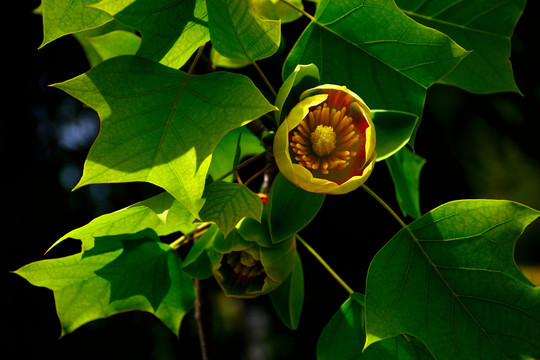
[296,234,354,295]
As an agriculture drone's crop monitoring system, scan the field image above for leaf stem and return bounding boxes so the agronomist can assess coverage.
[243,162,275,187]
[296,234,354,295]
[361,185,409,230]
[278,0,316,22]
[187,44,206,75]
[169,223,211,250]
[214,151,267,183]
[252,61,277,97]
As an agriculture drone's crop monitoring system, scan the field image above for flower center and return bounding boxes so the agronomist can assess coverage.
[290,103,360,175]
[311,125,337,157]
[222,251,265,289]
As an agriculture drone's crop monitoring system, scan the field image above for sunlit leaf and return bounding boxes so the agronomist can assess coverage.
[54,55,276,218]
[207,0,281,62]
[40,0,112,48]
[199,182,264,237]
[182,225,220,279]
[49,191,198,252]
[209,127,265,182]
[14,229,195,337]
[365,200,540,360]
[250,0,304,24]
[84,30,141,63]
[94,0,210,69]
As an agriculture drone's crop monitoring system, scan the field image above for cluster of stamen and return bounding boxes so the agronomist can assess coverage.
[290,103,360,174]
[224,251,265,289]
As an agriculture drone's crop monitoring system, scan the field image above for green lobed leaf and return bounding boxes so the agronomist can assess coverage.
[209,127,265,182]
[267,173,325,243]
[54,55,276,218]
[39,0,112,48]
[50,191,198,252]
[14,229,195,337]
[72,21,139,67]
[182,225,221,279]
[386,146,426,219]
[317,293,434,359]
[84,30,141,64]
[283,0,469,121]
[93,0,210,69]
[269,252,304,330]
[365,200,540,359]
[396,0,525,94]
[210,47,252,70]
[372,110,419,161]
[207,0,281,62]
[199,181,264,237]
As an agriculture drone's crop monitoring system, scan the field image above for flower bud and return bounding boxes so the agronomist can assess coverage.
[212,229,296,298]
[273,85,376,194]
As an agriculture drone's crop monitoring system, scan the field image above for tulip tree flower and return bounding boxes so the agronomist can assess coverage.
[274,85,376,194]
[211,226,297,298]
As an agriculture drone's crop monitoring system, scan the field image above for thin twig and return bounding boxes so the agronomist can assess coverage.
[194,279,215,360]
[243,162,275,187]
[188,44,206,75]
[252,61,277,97]
[214,151,267,183]
[169,223,211,249]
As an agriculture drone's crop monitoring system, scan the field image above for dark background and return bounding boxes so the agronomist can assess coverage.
[7,1,539,359]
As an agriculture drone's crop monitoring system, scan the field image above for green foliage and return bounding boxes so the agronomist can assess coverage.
[207,0,281,62]
[15,229,195,336]
[200,181,264,236]
[365,200,540,359]
[396,0,525,94]
[283,0,469,119]
[17,0,538,358]
[54,55,276,217]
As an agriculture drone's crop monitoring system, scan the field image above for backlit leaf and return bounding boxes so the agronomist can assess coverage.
[40,0,112,48]
[14,229,195,337]
[209,127,265,182]
[49,191,198,252]
[94,0,210,69]
[54,55,276,218]
[250,0,304,24]
[207,0,281,62]
[199,182,264,237]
